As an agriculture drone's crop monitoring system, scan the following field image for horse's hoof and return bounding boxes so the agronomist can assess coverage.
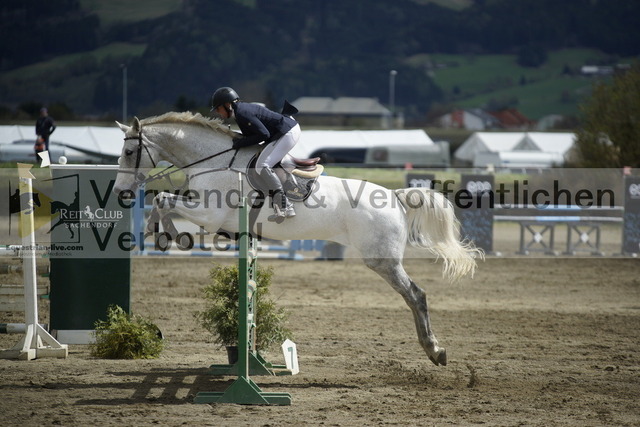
[429,349,447,366]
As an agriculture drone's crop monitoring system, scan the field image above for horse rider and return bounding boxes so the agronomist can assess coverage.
[211,86,300,220]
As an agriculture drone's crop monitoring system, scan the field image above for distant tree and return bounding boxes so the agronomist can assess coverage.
[16,101,74,120]
[174,96,199,112]
[0,0,99,71]
[516,44,547,68]
[47,102,75,121]
[551,115,580,130]
[486,96,519,111]
[575,64,640,167]
[562,64,574,76]
[0,105,13,120]
[18,101,43,118]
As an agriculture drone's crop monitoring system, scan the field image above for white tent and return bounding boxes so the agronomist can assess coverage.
[517,132,576,157]
[474,151,565,168]
[0,125,28,143]
[1,125,445,166]
[289,129,434,159]
[0,125,123,163]
[454,132,528,163]
[455,131,575,166]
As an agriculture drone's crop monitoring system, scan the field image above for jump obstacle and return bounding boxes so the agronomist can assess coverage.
[0,264,48,312]
[194,176,293,405]
[1,247,49,312]
[0,165,68,360]
[132,186,330,260]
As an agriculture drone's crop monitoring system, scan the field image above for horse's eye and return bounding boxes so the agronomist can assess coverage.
[125,149,133,156]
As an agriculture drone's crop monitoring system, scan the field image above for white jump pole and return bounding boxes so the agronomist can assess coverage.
[0,164,68,360]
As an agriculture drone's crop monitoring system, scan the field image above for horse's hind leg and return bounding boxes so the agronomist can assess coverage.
[364,258,447,366]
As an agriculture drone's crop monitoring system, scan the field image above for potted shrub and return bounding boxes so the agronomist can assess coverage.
[195,264,291,363]
[90,305,164,359]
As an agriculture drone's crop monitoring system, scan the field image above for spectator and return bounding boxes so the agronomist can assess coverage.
[35,107,56,162]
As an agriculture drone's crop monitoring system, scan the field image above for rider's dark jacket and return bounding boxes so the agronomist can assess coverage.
[35,116,56,139]
[231,102,297,148]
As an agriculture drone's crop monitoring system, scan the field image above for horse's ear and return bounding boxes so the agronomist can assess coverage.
[133,117,141,132]
[116,121,131,133]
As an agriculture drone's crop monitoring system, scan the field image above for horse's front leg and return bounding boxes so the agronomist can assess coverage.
[151,191,227,250]
[149,192,185,248]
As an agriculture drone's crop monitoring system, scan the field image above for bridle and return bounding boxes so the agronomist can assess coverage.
[123,130,157,183]
[121,127,240,186]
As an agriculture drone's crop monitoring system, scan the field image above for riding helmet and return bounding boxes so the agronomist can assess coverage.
[211,87,239,110]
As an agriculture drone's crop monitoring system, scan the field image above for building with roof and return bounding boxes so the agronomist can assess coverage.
[435,108,534,130]
[454,132,527,164]
[291,97,393,128]
[516,132,576,157]
[488,108,535,130]
[435,108,501,130]
[454,131,576,168]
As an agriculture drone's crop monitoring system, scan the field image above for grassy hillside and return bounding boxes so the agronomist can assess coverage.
[1,43,620,121]
[423,49,628,120]
[1,43,146,80]
[78,0,182,27]
[0,43,146,115]
[2,0,633,122]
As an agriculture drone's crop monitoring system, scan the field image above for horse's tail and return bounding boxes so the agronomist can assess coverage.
[395,188,483,282]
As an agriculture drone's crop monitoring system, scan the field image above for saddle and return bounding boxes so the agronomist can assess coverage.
[288,156,322,177]
[246,154,324,202]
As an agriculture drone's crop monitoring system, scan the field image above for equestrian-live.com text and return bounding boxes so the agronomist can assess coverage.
[19,244,84,258]
[116,178,616,211]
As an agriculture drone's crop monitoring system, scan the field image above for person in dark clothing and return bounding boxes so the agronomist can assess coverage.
[35,107,56,161]
[211,86,300,221]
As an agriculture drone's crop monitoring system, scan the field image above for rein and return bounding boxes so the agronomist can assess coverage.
[122,129,240,186]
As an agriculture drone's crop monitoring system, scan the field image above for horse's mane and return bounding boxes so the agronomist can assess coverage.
[140,111,236,137]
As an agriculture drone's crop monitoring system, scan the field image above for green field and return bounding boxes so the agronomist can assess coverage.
[78,0,182,27]
[323,167,528,190]
[1,43,146,81]
[423,49,629,119]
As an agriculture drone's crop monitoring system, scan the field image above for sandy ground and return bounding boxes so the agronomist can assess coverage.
[1,249,639,426]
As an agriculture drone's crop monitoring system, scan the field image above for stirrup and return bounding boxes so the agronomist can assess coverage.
[268,205,286,223]
[272,205,295,220]
[268,192,295,223]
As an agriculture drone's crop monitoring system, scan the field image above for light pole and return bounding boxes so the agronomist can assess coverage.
[121,64,128,123]
[389,70,397,128]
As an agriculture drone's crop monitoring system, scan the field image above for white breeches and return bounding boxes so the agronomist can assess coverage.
[256,123,301,174]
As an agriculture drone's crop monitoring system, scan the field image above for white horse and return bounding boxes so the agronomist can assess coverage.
[114,112,481,366]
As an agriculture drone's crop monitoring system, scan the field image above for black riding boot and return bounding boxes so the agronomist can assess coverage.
[259,167,295,221]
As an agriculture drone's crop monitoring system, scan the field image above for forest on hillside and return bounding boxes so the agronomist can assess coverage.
[1,0,639,120]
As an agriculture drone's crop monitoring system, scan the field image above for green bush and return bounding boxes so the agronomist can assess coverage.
[195,264,291,352]
[90,305,164,359]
